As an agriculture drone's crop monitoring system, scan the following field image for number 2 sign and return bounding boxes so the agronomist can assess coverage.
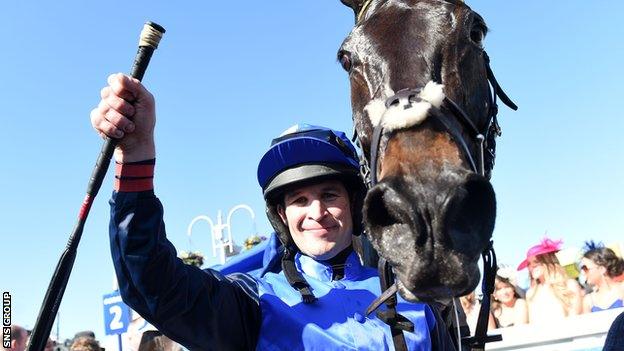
[103,291,131,335]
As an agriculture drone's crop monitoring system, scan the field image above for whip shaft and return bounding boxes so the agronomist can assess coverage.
[27,22,165,351]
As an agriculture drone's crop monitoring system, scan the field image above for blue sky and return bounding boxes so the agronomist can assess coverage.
[1,0,622,342]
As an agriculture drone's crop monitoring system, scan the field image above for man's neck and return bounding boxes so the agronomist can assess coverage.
[322,245,353,280]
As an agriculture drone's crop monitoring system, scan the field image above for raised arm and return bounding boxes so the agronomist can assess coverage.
[92,74,261,349]
[109,190,260,350]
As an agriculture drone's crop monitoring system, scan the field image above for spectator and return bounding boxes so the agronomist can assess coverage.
[138,331,181,351]
[491,275,528,327]
[580,241,624,313]
[459,291,496,333]
[70,337,102,351]
[2,325,27,351]
[73,331,95,340]
[518,238,583,324]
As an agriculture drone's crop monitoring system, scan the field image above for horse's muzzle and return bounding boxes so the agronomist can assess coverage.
[363,172,496,300]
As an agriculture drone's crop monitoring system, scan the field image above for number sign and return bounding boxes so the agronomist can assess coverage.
[103,291,131,335]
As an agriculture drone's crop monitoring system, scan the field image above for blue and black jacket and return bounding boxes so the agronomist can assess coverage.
[110,190,456,350]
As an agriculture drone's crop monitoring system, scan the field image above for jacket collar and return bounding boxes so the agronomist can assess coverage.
[295,251,363,282]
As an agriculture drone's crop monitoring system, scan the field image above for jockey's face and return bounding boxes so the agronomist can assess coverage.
[279,179,353,260]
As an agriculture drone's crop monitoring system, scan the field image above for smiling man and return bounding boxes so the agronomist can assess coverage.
[279,180,353,260]
[92,73,455,350]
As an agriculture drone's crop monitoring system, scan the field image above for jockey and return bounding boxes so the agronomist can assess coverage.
[93,73,456,350]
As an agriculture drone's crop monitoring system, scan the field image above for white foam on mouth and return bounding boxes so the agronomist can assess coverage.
[363,81,445,132]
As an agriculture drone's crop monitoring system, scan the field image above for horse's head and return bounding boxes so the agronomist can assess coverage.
[339,0,516,301]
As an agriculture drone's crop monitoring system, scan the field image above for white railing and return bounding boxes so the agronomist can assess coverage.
[486,307,622,350]
[186,204,256,264]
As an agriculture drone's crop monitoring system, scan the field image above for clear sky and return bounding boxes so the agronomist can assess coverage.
[1,0,622,342]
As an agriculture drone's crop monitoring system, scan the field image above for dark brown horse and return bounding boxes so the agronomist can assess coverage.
[338,0,516,302]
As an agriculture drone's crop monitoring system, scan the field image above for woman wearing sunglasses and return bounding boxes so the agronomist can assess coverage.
[580,242,624,313]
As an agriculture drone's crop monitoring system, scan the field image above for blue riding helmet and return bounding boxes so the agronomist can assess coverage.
[257,124,360,200]
[257,124,365,303]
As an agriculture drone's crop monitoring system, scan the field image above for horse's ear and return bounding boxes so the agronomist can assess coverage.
[340,0,366,21]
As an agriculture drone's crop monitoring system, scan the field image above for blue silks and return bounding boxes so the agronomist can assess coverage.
[110,191,453,350]
[213,234,437,349]
[256,252,434,351]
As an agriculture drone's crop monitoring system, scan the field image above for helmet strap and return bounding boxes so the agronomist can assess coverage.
[282,245,317,303]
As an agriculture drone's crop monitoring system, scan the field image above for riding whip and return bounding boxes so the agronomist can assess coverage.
[27,22,165,351]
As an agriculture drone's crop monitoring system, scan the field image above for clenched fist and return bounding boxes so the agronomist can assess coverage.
[90,73,156,162]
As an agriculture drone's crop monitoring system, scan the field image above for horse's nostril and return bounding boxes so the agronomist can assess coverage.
[445,176,496,256]
[364,185,404,230]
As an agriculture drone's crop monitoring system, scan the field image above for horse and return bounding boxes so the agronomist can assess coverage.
[337,0,517,303]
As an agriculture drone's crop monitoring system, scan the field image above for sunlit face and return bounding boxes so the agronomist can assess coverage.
[527,256,544,281]
[580,257,604,286]
[279,180,353,260]
[494,281,516,304]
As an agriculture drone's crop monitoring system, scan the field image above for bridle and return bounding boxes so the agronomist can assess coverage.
[352,30,518,351]
[361,51,517,187]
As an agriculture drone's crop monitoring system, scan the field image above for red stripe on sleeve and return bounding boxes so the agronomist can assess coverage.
[115,163,155,178]
[114,178,154,192]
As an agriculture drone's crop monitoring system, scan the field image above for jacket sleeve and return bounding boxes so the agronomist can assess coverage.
[109,190,261,350]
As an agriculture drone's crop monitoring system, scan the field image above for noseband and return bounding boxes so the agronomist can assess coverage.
[361,51,517,186]
[356,51,516,351]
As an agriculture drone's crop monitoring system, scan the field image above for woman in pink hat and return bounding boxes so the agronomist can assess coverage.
[517,238,583,324]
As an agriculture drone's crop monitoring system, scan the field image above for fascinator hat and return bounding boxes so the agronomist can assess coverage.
[517,238,563,271]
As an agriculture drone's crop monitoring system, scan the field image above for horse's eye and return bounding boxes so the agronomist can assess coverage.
[338,51,353,72]
[470,27,485,45]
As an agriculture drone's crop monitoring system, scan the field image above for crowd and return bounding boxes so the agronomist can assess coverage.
[462,238,624,332]
[1,327,103,351]
[2,326,183,351]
